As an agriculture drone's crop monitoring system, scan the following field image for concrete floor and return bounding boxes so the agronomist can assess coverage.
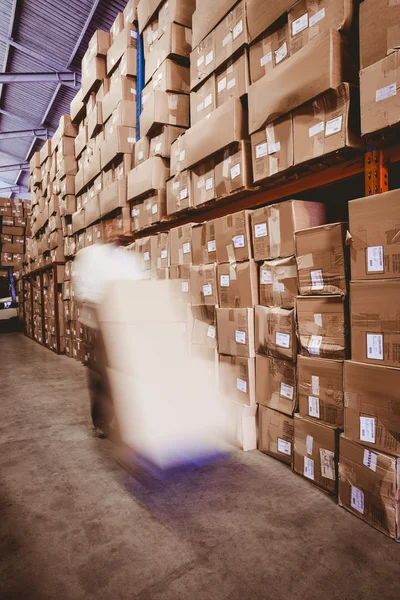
[1,333,400,600]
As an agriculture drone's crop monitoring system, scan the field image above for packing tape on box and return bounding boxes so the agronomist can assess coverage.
[268,207,281,258]
[229,261,237,281]
[273,264,298,280]
[266,124,278,176]
[226,243,236,264]
[297,253,314,269]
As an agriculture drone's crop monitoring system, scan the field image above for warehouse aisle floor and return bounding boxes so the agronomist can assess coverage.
[1,333,400,600]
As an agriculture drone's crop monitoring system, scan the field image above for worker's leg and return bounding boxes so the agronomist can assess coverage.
[87,367,111,438]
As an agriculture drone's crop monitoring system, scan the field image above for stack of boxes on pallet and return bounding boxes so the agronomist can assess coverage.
[359,0,400,136]
[129,0,194,229]
[0,197,30,274]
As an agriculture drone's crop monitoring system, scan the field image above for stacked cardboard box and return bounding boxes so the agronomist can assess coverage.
[359,0,400,136]
[337,189,400,538]
[0,197,30,273]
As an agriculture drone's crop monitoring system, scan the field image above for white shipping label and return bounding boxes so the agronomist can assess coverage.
[218,77,227,93]
[203,283,213,297]
[173,181,180,190]
[292,12,309,35]
[275,42,288,64]
[311,269,324,291]
[230,164,241,179]
[278,438,292,456]
[207,325,216,339]
[276,332,290,349]
[197,55,205,67]
[308,335,322,356]
[376,83,397,102]
[233,235,245,248]
[161,249,168,260]
[204,93,213,108]
[179,188,188,200]
[308,396,320,419]
[207,239,216,253]
[223,32,233,47]
[367,246,384,273]
[155,142,162,153]
[268,142,281,155]
[235,330,246,345]
[151,204,158,214]
[260,52,272,67]
[220,275,230,287]
[179,150,186,162]
[360,416,376,444]
[227,78,236,90]
[127,137,136,143]
[309,121,325,137]
[351,486,365,514]
[306,435,313,455]
[132,207,140,217]
[237,378,247,393]
[233,19,243,40]
[309,7,326,26]
[255,142,268,159]
[182,242,191,254]
[311,375,320,397]
[367,334,383,361]
[197,179,205,189]
[320,448,335,480]
[181,281,189,293]
[363,449,378,472]
[255,223,268,238]
[138,151,144,160]
[314,313,323,328]
[205,50,214,66]
[206,177,214,191]
[325,115,343,136]
[143,252,150,262]
[280,382,294,400]
[261,270,273,285]
[197,102,204,113]
[304,456,315,480]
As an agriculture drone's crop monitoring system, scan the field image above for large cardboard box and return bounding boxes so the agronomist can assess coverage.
[190,76,216,126]
[149,125,186,159]
[102,78,137,124]
[169,223,194,266]
[100,126,135,168]
[258,405,294,466]
[249,21,290,84]
[100,179,128,217]
[81,56,107,99]
[360,53,400,136]
[142,59,190,98]
[190,32,216,91]
[138,0,195,32]
[166,169,192,215]
[344,361,400,457]
[288,0,355,56]
[293,84,362,165]
[349,189,400,281]
[127,157,170,202]
[248,30,350,133]
[189,306,218,349]
[106,25,137,75]
[360,0,400,70]
[144,23,192,84]
[298,355,344,428]
[191,0,237,50]
[191,221,217,266]
[140,90,190,137]
[256,355,297,416]
[294,414,339,493]
[219,356,256,406]
[214,1,249,73]
[297,295,347,360]
[350,279,400,368]
[255,305,296,362]
[295,222,348,296]
[251,200,327,262]
[217,260,258,309]
[259,256,298,309]
[191,159,215,207]
[216,308,255,358]
[246,0,295,44]
[214,140,252,199]
[339,436,400,540]
[189,264,218,307]
[251,115,294,183]
[215,209,253,263]
[216,51,249,108]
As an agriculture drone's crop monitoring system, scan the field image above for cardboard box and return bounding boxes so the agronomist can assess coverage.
[134,137,150,166]
[339,436,400,540]
[138,0,195,32]
[246,0,295,44]
[219,356,256,406]
[295,222,348,296]
[169,223,194,266]
[191,159,215,208]
[214,140,252,199]
[190,76,216,126]
[258,405,294,466]
[360,53,400,136]
[349,189,400,281]
[298,355,344,428]
[102,77,137,124]
[251,200,327,262]
[350,279,400,368]
[149,125,186,159]
[249,21,289,84]
[255,305,296,362]
[190,32,216,91]
[101,126,135,168]
[189,263,218,306]
[100,179,128,218]
[151,232,169,269]
[251,114,294,183]
[81,56,107,99]
[214,1,249,70]
[191,0,237,49]
[106,25,137,75]
[145,23,192,84]
[259,256,298,309]
[216,50,249,108]
[166,169,192,215]
[215,209,253,263]
[256,355,297,416]
[360,0,400,70]
[297,295,347,360]
[223,400,257,451]
[191,221,216,265]
[140,90,189,137]
[294,84,362,165]
[288,0,355,56]
[127,157,170,202]
[142,59,190,97]
[110,13,125,42]
[248,30,351,133]
[169,264,191,303]
[216,308,255,358]
[72,209,85,234]
[294,414,339,493]
[217,260,259,309]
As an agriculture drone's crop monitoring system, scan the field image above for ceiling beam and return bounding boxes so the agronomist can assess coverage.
[0,31,73,73]
[0,0,18,103]
[0,128,53,140]
[0,163,29,173]
[0,184,28,193]
[0,72,80,87]
[0,107,46,129]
